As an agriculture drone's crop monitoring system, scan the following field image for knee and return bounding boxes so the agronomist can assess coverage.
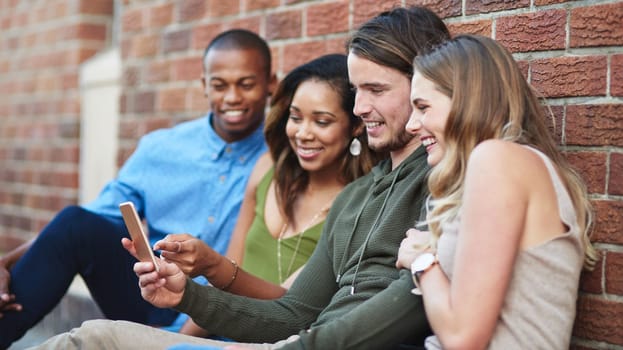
[42,206,120,240]
[53,320,115,348]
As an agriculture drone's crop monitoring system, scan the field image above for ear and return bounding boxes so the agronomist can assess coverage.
[267,73,278,97]
[201,75,207,96]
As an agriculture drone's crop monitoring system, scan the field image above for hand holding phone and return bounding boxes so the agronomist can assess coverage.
[119,201,160,272]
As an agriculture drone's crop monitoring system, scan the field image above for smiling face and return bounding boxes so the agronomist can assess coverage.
[202,48,274,143]
[285,79,353,176]
[406,71,452,167]
[347,53,416,155]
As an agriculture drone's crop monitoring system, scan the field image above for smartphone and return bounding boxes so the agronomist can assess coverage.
[119,201,160,272]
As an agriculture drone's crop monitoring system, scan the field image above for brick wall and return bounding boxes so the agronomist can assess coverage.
[1,0,621,347]
[0,0,114,244]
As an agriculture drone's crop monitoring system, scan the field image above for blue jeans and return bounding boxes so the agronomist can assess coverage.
[0,206,178,348]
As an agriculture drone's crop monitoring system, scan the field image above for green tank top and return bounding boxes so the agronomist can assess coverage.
[242,168,324,284]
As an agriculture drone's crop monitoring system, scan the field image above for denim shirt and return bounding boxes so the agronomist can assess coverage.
[83,113,267,256]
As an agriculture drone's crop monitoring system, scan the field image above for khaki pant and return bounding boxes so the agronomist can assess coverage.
[30,320,297,350]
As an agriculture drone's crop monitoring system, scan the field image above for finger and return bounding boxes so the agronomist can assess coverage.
[176,241,182,253]
[406,228,421,237]
[121,238,139,259]
[154,241,180,253]
[1,303,22,312]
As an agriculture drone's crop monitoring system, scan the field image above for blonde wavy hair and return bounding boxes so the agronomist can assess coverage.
[415,35,597,269]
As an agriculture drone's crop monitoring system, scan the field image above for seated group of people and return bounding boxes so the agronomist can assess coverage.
[0,5,596,350]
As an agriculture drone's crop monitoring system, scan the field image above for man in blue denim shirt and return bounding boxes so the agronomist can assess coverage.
[0,29,276,349]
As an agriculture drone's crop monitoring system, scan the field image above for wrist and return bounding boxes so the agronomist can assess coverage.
[218,258,238,291]
[410,252,438,295]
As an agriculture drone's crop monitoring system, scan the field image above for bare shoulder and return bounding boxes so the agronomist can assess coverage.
[253,152,274,175]
[468,140,548,187]
[469,140,536,172]
[247,152,273,190]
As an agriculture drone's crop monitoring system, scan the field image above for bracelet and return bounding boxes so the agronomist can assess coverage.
[220,258,238,291]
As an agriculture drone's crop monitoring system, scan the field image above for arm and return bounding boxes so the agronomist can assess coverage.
[418,140,527,349]
[278,270,430,350]
[175,230,337,343]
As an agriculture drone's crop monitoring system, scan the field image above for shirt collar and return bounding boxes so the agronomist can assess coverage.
[204,112,266,163]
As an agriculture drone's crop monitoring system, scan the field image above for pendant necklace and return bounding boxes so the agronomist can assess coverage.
[276,201,332,284]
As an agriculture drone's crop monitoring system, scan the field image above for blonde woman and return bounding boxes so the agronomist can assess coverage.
[397,35,597,349]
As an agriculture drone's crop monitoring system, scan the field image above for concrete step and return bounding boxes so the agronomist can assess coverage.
[8,276,104,349]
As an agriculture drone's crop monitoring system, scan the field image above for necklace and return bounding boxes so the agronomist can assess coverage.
[276,203,331,284]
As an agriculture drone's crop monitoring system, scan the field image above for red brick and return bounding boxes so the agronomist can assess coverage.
[266,10,302,40]
[57,121,80,139]
[270,46,281,76]
[131,33,158,58]
[243,0,279,11]
[40,170,79,188]
[145,60,170,84]
[122,8,144,33]
[579,252,603,293]
[221,16,261,35]
[496,10,565,52]
[405,0,461,19]
[123,66,140,86]
[325,36,349,56]
[353,0,400,28]
[149,3,173,28]
[50,145,79,163]
[566,104,623,147]
[79,0,114,16]
[189,87,208,112]
[612,54,623,97]
[447,20,492,37]
[63,23,108,41]
[610,153,623,196]
[118,118,143,140]
[120,37,132,59]
[145,117,174,134]
[606,251,623,295]
[62,99,80,115]
[283,41,326,73]
[565,151,607,194]
[0,233,27,251]
[158,88,187,112]
[192,23,222,51]
[574,296,623,345]
[179,0,206,22]
[570,2,623,48]
[466,0,528,15]
[208,0,239,17]
[535,0,565,4]
[163,29,191,54]
[307,2,349,37]
[134,91,156,113]
[172,56,202,81]
[118,144,137,167]
[62,72,78,90]
[591,200,623,245]
[546,105,563,145]
[531,56,607,98]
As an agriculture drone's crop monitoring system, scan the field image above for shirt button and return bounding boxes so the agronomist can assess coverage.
[208,216,215,223]
[219,175,226,183]
[211,153,217,160]
[225,147,232,154]
[239,156,246,163]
